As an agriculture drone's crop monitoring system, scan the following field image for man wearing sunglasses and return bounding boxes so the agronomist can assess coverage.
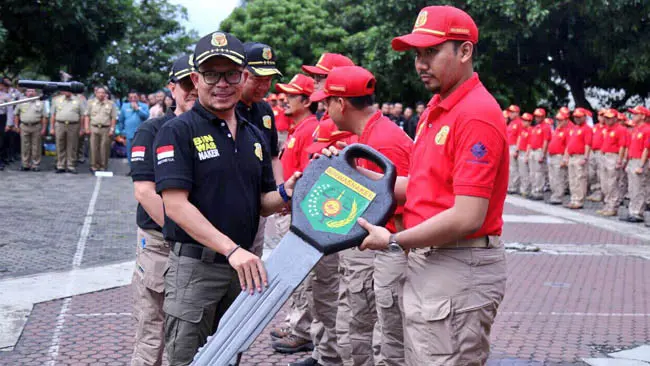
[237,42,284,258]
[153,32,301,366]
[129,55,197,366]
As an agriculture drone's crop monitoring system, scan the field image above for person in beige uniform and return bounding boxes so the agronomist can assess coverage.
[14,88,47,171]
[50,91,85,173]
[85,86,118,172]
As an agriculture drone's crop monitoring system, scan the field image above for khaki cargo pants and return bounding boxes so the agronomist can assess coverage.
[131,228,170,366]
[588,151,602,199]
[508,146,520,192]
[374,250,408,366]
[55,121,80,170]
[20,122,42,168]
[403,238,506,366]
[600,153,625,212]
[548,154,568,202]
[338,248,378,366]
[163,245,241,366]
[90,125,112,170]
[517,153,530,195]
[625,159,648,217]
[529,149,546,196]
[568,154,588,205]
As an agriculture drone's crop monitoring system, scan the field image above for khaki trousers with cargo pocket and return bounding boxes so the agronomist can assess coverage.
[529,149,546,196]
[403,238,506,366]
[20,122,42,168]
[508,146,520,192]
[338,248,378,366]
[55,121,80,170]
[517,153,530,195]
[163,247,241,366]
[601,153,625,212]
[131,228,170,366]
[548,154,568,203]
[90,125,112,170]
[568,155,588,205]
[373,250,407,366]
[625,159,648,217]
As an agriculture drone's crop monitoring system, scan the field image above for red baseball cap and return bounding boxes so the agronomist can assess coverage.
[572,107,592,118]
[310,66,375,102]
[534,108,546,117]
[392,6,479,51]
[628,105,650,116]
[617,112,627,121]
[603,108,618,118]
[275,74,315,96]
[507,105,520,113]
[521,113,533,122]
[543,117,554,125]
[559,106,570,115]
[301,53,355,76]
[305,119,355,154]
[555,112,569,120]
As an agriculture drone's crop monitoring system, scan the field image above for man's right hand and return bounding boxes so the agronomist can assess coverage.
[228,248,268,295]
[49,127,55,136]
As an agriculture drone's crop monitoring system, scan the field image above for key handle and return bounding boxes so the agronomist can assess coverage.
[291,143,397,255]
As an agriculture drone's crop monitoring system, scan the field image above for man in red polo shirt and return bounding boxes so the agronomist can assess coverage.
[332,6,508,365]
[587,110,606,202]
[563,108,593,209]
[528,108,551,200]
[548,112,571,204]
[621,106,650,222]
[311,65,413,366]
[516,112,533,197]
[507,104,522,193]
[598,108,628,216]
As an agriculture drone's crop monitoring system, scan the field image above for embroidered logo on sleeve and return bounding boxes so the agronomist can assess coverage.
[263,115,272,129]
[131,146,146,162]
[156,145,174,164]
[468,142,489,165]
[254,142,263,161]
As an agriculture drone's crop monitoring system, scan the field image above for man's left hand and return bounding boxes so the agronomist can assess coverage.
[357,217,391,251]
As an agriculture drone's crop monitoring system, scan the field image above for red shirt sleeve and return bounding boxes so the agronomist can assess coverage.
[453,119,505,199]
[544,125,552,142]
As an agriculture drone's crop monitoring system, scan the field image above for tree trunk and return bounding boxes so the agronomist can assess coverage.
[565,73,593,112]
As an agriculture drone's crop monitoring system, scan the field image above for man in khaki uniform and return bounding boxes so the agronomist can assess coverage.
[85,86,117,172]
[621,106,650,222]
[564,108,593,209]
[547,112,571,204]
[50,91,85,173]
[597,109,628,216]
[14,88,47,171]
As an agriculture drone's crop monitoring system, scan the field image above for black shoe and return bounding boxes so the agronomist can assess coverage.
[67,169,78,174]
[77,158,86,164]
[620,216,644,223]
[19,166,31,171]
[548,200,562,205]
[56,169,65,174]
[126,170,132,176]
[31,166,40,172]
[289,357,322,366]
[529,195,544,201]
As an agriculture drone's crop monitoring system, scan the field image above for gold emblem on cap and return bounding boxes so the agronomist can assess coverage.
[435,125,449,145]
[188,54,194,67]
[211,32,228,47]
[262,47,273,61]
[414,11,428,28]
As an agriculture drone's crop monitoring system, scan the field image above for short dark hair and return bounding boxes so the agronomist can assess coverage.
[347,94,375,110]
[128,89,139,96]
[300,95,318,114]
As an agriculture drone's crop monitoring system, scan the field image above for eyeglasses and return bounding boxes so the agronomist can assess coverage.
[198,70,243,85]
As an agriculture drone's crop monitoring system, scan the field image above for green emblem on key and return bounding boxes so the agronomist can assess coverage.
[300,167,376,235]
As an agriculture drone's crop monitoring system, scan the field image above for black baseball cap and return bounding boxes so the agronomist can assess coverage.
[193,31,246,68]
[244,42,282,77]
[168,55,194,83]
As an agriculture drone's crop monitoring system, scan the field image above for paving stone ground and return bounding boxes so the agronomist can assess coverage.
[1,156,649,365]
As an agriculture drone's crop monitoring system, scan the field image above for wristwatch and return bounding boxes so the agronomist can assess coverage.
[387,233,404,252]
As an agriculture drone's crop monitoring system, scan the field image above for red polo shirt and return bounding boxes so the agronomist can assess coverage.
[627,124,649,159]
[507,118,522,146]
[280,114,319,181]
[529,123,552,150]
[548,124,570,155]
[517,126,530,151]
[601,124,628,154]
[403,73,508,238]
[357,111,413,233]
[566,123,593,155]
[591,123,605,151]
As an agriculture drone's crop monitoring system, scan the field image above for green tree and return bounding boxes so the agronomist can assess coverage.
[221,0,348,82]
[89,0,198,97]
[0,0,131,80]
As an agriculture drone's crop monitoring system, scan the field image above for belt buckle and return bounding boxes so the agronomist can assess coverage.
[64,121,69,126]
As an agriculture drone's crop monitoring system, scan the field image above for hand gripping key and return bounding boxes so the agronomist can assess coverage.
[192,143,397,365]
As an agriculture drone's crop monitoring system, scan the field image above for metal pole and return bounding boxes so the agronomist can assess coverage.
[0,96,42,109]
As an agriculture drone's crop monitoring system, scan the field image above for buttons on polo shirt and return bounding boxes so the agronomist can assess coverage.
[228,133,232,138]
[221,122,225,127]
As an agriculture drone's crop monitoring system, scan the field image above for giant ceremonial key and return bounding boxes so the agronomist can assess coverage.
[192,143,397,365]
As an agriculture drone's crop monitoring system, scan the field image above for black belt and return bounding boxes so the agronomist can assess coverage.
[172,242,226,263]
[56,120,79,125]
[21,122,41,126]
[92,124,111,128]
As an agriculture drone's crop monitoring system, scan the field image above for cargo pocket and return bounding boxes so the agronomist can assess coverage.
[420,297,456,355]
[375,286,394,309]
[164,300,204,324]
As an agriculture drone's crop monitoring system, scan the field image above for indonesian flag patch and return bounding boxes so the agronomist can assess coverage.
[156,145,174,161]
[131,146,145,162]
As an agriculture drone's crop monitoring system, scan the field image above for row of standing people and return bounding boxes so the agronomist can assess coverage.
[506,105,650,225]
[129,5,509,366]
